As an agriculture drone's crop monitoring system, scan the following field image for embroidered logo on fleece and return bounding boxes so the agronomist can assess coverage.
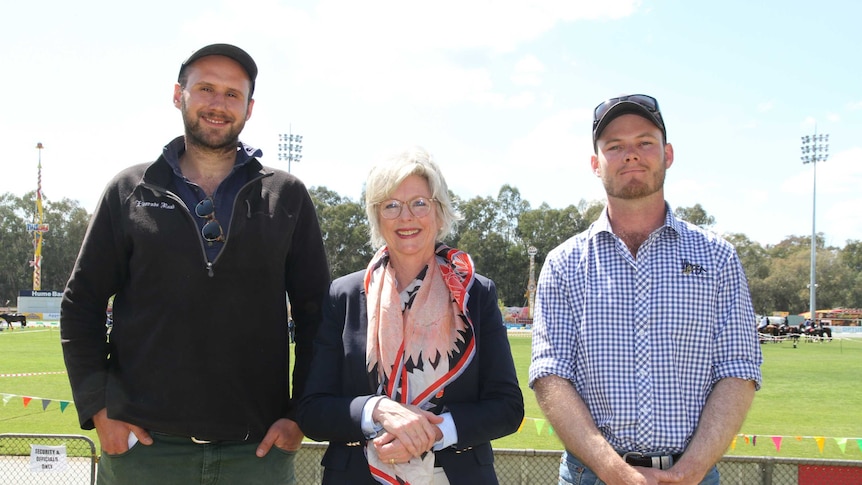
[135,200,176,210]
[681,260,707,275]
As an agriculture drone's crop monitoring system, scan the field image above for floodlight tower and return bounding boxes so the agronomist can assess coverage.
[278,127,303,173]
[800,130,829,323]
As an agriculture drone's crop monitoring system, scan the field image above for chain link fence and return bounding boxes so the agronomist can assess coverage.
[298,443,862,484]
[0,434,96,484]
[3,435,860,484]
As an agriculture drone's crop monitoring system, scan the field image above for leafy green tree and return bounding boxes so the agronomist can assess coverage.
[496,185,529,243]
[0,193,33,304]
[309,187,374,281]
[674,203,715,228]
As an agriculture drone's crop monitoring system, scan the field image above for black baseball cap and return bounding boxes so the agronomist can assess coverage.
[178,43,258,97]
[592,94,666,150]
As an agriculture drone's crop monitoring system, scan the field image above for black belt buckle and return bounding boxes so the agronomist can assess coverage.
[622,451,676,470]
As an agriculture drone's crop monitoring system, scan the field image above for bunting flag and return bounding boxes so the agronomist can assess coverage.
[534,418,545,435]
[835,438,847,454]
[0,393,73,412]
[501,417,862,456]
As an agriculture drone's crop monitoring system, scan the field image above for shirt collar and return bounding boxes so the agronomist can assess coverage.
[162,135,263,179]
[589,202,681,240]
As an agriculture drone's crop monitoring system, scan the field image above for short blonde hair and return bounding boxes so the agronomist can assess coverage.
[365,146,460,249]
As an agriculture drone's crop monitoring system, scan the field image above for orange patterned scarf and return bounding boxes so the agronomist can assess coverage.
[364,244,476,484]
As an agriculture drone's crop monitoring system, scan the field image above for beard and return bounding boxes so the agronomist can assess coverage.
[180,97,247,152]
[602,161,667,200]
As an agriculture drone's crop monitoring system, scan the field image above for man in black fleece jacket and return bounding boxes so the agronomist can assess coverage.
[60,43,329,485]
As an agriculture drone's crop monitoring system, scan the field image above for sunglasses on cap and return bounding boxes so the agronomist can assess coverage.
[594,94,661,123]
[592,94,666,147]
[195,198,224,243]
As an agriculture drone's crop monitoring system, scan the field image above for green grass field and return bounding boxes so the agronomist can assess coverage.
[1,327,860,460]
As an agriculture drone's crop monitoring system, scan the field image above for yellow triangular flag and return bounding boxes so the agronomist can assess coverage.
[815,437,825,453]
[730,436,737,450]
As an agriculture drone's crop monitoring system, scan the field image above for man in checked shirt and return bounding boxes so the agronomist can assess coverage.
[529,94,762,485]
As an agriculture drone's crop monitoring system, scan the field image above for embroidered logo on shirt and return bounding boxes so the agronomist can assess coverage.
[682,260,707,275]
[135,200,176,210]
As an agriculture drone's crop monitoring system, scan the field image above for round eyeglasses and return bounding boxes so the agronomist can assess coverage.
[377,197,438,220]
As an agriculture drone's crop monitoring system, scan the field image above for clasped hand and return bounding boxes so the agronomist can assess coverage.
[371,399,443,463]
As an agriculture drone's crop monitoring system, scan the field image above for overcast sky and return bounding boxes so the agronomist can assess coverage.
[2,0,860,248]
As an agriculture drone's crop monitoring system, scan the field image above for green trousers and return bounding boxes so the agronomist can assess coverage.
[97,433,297,485]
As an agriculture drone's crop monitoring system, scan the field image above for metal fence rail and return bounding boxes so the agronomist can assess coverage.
[3,435,860,484]
[0,434,96,485]
[299,443,862,485]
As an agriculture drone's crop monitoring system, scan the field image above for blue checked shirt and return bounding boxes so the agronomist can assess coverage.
[529,206,762,454]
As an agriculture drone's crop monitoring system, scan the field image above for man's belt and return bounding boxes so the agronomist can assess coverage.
[621,451,682,470]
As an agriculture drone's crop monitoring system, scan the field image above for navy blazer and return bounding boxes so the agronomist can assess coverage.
[298,269,524,485]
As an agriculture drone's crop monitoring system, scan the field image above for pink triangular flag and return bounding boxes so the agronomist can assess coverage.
[772,436,782,452]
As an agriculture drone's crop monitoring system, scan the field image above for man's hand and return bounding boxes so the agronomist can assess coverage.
[256,418,303,457]
[93,408,152,454]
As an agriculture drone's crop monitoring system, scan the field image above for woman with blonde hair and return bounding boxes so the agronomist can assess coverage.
[298,147,524,484]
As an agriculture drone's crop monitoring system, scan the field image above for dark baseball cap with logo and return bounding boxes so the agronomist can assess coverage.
[592,94,666,151]
[178,43,258,97]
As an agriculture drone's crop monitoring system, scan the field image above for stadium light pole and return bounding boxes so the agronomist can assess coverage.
[278,126,303,173]
[800,129,829,323]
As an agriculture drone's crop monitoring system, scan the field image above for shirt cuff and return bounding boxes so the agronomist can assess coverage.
[432,412,457,450]
[361,396,387,439]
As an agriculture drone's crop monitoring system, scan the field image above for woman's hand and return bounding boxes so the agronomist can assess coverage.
[371,399,443,460]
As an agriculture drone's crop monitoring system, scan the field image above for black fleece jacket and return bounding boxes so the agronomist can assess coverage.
[61,153,329,442]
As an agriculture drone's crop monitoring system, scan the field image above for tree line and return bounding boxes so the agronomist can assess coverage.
[1,188,860,316]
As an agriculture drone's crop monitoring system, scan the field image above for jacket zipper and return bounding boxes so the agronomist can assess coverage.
[142,171,273,278]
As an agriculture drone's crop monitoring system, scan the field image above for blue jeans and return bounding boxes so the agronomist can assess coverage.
[558,451,720,485]
[97,433,297,485]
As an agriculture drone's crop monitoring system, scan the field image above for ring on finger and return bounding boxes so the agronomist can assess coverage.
[389,458,395,465]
